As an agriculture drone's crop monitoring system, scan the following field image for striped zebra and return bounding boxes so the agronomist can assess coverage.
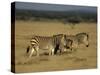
[75,32,89,47]
[65,32,89,51]
[26,34,67,57]
[64,35,78,51]
[53,34,73,54]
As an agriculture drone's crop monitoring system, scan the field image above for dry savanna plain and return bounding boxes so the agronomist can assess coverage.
[14,20,97,73]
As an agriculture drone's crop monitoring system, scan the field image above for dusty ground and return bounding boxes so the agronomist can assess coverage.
[14,20,97,73]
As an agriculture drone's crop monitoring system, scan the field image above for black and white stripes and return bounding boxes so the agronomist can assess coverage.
[27,34,67,57]
[26,32,89,57]
[64,32,89,51]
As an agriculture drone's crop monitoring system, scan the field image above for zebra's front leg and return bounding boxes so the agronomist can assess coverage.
[49,49,51,56]
[48,49,53,56]
[49,48,54,56]
[51,48,54,55]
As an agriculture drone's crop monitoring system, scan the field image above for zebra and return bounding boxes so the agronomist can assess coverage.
[26,34,67,58]
[64,32,89,51]
[75,32,89,47]
[53,34,73,54]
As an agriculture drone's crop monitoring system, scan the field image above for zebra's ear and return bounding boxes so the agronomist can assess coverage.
[26,45,30,54]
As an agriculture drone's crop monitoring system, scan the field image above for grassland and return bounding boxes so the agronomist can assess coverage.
[14,20,97,73]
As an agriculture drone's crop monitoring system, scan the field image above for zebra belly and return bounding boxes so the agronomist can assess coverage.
[38,41,54,50]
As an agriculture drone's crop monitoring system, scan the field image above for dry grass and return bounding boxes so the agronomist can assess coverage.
[14,20,97,73]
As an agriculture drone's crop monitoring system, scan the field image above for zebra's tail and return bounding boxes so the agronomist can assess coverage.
[86,33,89,47]
[87,33,89,40]
[26,45,30,54]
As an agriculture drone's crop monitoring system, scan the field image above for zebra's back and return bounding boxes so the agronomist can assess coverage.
[31,35,55,50]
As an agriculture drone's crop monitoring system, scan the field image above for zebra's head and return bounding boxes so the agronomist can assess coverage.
[76,32,89,47]
[65,39,73,49]
[64,35,73,49]
[60,34,67,46]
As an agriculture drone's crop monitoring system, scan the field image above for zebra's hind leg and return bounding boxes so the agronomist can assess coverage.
[35,46,39,56]
[29,47,35,58]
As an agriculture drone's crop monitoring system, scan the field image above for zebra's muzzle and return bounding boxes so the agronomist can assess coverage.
[86,44,89,47]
